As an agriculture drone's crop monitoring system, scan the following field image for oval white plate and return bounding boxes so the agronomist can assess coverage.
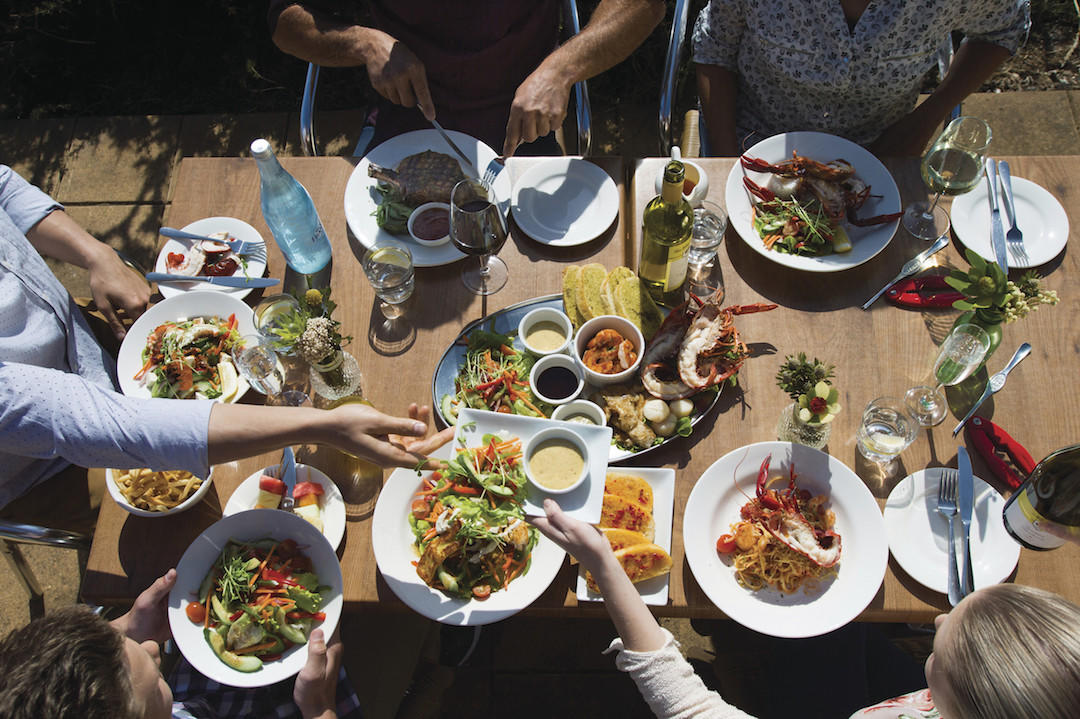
[224,465,346,550]
[167,510,343,688]
[117,293,255,400]
[683,441,888,638]
[371,443,566,626]
[511,158,619,245]
[724,132,901,272]
[344,129,512,268]
[951,175,1068,268]
[884,468,1019,595]
[155,217,268,301]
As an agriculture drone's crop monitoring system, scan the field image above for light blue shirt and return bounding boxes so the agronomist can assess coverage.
[0,165,212,508]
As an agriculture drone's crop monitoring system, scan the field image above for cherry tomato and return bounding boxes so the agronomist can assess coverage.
[716,534,737,554]
[411,498,431,519]
[472,584,492,600]
[185,601,206,624]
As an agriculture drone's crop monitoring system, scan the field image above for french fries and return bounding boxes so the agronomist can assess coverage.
[111,468,203,511]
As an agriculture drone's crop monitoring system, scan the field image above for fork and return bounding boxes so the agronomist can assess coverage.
[997,161,1029,265]
[481,159,502,190]
[159,227,261,256]
[936,469,963,607]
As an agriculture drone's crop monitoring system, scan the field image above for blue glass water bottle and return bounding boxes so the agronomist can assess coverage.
[250,138,332,274]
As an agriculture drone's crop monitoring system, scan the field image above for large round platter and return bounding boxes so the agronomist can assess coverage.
[683,441,888,638]
[724,131,901,272]
[155,217,268,301]
[167,510,343,688]
[344,129,512,268]
[510,158,619,245]
[371,444,566,625]
[430,294,722,462]
[117,292,255,400]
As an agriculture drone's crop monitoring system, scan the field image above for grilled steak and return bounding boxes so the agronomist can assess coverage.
[368,150,466,206]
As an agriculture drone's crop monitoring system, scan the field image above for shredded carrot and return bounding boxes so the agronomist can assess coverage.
[422,527,438,542]
[498,343,517,356]
[249,543,278,586]
[133,356,156,381]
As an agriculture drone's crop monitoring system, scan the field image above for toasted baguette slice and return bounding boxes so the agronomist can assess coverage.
[586,542,672,592]
[561,265,586,329]
[600,527,652,552]
[612,273,663,341]
[600,492,655,541]
[577,263,614,320]
[603,472,654,512]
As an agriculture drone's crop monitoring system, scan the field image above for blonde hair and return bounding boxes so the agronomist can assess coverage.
[938,584,1080,719]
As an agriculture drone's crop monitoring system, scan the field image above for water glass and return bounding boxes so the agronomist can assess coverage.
[235,334,284,396]
[362,243,414,320]
[905,323,991,426]
[856,396,918,463]
[253,293,301,351]
[688,200,727,268]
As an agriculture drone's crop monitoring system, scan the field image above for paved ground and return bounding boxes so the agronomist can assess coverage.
[2,91,1077,718]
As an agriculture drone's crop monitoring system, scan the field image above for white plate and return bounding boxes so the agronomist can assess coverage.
[511,158,619,245]
[455,408,612,523]
[951,175,1069,268]
[724,132,901,272]
[224,465,346,550]
[155,217,268,301]
[576,467,675,606]
[167,510,343,688]
[344,129,512,268]
[371,442,566,625]
[683,441,888,638]
[117,293,255,400]
[884,468,1020,595]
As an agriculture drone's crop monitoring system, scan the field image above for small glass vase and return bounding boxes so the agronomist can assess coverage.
[776,402,832,450]
[952,307,1003,366]
[309,349,362,403]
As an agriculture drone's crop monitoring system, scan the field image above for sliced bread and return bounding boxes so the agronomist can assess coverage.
[577,263,615,320]
[561,265,585,329]
[604,472,654,512]
[600,492,655,541]
[586,542,672,592]
[612,273,664,341]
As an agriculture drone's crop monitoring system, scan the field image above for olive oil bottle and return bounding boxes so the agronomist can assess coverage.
[639,160,693,307]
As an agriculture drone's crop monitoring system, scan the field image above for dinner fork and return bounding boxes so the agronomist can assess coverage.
[997,161,1029,265]
[159,227,261,256]
[936,469,963,607]
[481,160,501,190]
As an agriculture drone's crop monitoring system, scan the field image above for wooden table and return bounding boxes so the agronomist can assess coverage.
[84,155,1080,623]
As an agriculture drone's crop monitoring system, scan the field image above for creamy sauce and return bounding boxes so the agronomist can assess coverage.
[563,413,596,425]
[529,439,585,490]
[525,321,567,352]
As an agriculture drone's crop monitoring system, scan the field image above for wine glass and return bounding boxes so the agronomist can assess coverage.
[902,116,992,241]
[905,323,991,426]
[450,178,508,295]
[234,334,284,396]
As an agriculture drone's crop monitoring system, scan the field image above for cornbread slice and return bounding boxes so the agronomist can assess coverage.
[561,265,586,328]
[600,527,652,552]
[600,492,655,541]
[586,543,672,592]
[576,263,615,320]
[612,273,663,340]
[604,472,654,512]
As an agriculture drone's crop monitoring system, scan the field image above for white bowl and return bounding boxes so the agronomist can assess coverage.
[106,467,213,518]
[518,307,573,356]
[551,399,607,427]
[654,159,710,207]
[523,427,590,495]
[407,202,451,246]
[529,354,585,405]
[573,315,645,387]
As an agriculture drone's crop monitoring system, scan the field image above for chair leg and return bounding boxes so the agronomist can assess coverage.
[2,539,43,600]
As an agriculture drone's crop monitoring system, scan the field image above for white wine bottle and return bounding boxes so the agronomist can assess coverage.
[1002,443,1080,550]
[639,160,693,307]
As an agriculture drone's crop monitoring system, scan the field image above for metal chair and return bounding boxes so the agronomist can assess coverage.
[1,520,89,602]
[299,0,592,157]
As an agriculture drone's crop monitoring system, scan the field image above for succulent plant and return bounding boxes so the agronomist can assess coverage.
[944,248,1009,311]
[797,381,841,425]
[775,353,835,400]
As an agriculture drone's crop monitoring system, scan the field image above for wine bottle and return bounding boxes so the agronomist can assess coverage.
[250,138,332,274]
[1002,443,1080,550]
[639,160,693,307]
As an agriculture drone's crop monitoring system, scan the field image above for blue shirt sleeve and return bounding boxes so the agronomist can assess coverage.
[0,165,63,235]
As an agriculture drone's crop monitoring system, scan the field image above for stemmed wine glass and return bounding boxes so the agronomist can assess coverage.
[902,116,992,241]
[450,178,508,295]
[235,334,284,396]
[905,323,991,426]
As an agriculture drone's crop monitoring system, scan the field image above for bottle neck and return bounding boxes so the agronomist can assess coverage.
[660,160,686,204]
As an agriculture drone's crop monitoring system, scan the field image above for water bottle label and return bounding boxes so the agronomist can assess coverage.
[1004,489,1068,549]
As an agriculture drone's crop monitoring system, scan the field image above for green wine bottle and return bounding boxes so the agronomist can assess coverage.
[639,160,693,307]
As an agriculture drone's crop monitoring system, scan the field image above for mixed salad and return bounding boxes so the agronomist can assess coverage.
[409,433,538,600]
[440,328,551,424]
[135,315,242,399]
[185,538,327,672]
[751,196,851,257]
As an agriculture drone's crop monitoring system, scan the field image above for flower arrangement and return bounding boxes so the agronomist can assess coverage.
[946,248,1059,322]
[270,288,351,364]
[776,353,841,426]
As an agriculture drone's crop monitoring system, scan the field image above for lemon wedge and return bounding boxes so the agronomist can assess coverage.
[831,226,852,253]
[218,359,240,403]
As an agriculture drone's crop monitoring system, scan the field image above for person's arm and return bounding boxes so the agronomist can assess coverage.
[503,0,665,156]
[695,64,739,157]
[270,4,434,119]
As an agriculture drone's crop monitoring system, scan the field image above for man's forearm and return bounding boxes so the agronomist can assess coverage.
[916,40,1011,128]
[272,4,376,67]
[25,210,114,271]
[206,404,335,466]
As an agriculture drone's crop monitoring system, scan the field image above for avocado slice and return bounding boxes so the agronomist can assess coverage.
[278,619,308,646]
[210,595,232,625]
[205,627,262,672]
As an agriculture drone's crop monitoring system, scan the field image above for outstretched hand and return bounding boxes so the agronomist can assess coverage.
[332,401,452,469]
[112,568,176,644]
[528,499,611,574]
[294,628,343,719]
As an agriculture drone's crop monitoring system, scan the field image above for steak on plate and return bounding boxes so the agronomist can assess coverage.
[368,150,466,206]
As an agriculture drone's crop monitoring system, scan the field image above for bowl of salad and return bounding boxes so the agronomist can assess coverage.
[168,509,343,688]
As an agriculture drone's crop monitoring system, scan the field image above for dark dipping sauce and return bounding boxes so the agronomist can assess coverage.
[536,366,579,401]
[413,207,449,241]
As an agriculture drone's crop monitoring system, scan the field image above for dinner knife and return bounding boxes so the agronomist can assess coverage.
[952,342,1032,437]
[145,272,279,288]
[280,447,297,512]
[984,158,1008,275]
[861,233,950,310]
[957,445,976,598]
[426,114,480,178]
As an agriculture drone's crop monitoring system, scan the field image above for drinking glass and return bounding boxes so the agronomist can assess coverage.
[856,396,918,463]
[902,116,992,241]
[253,293,301,353]
[905,323,991,426]
[450,178,508,295]
[362,243,414,320]
[688,200,728,269]
[234,333,284,396]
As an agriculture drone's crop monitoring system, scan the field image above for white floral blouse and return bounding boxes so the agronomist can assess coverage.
[692,0,1030,147]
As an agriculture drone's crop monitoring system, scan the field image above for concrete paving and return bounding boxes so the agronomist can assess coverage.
[1,91,1076,717]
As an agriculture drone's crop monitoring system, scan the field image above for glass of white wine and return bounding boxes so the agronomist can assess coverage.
[905,323,991,426]
[902,116,992,241]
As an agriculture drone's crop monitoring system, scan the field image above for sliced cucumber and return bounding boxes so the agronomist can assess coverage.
[278,620,308,646]
[205,627,262,672]
[211,595,232,625]
[440,395,458,424]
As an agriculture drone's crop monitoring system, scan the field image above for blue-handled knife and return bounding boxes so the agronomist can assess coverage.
[957,445,976,598]
[146,272,279,288]
[280,447,296,513]
[984,158,1008,275]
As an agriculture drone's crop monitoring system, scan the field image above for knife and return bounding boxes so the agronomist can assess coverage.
[957,445,976,598]
[421,107,480,177]
[280,447,297,512]
[145,272,279,288]
[861,233,950,310]
[952,342,1033,436]
[984,158,1008,275]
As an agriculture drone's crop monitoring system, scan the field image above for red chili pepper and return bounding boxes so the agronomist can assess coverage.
[286,611,326,621]
[229,610,243,622]
[262,568,300,586]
